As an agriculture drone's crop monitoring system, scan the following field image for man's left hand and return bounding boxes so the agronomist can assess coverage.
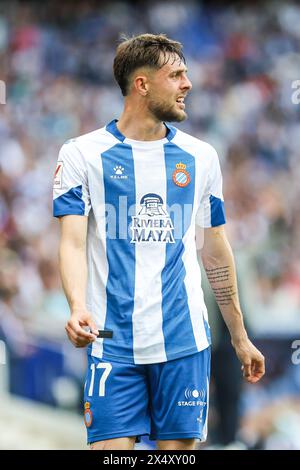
[232,337,265,383]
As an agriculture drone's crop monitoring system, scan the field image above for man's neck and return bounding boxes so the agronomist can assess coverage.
[117,105,167,141]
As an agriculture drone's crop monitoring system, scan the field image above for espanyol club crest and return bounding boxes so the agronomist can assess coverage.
[172,162,191,187]
[84,402,93,428]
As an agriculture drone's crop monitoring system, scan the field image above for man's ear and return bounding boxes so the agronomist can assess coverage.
[133,75,149,96]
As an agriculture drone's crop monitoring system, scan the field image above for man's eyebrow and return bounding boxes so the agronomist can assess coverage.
[170,68,188,74]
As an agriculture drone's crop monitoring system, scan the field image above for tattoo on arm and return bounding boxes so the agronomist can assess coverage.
[205,266,236,306]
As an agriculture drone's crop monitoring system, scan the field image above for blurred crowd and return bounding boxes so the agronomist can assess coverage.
[1,0,300,449]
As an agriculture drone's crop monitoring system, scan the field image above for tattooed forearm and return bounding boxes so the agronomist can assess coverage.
[205,266,236,306]
[211,286,237,306]
[200,227,248,341]
[205,266,230,283]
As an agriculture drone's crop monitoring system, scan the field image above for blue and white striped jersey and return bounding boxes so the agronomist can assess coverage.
[53,120,226,364]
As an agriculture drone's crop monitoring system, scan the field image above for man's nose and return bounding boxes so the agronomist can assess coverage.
[181,75,192,91]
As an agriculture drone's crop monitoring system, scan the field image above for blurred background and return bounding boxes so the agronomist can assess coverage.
[0,0,300,450]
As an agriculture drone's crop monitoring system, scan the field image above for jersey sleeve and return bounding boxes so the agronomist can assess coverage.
[53,140,91,218]
[196,146,226,228]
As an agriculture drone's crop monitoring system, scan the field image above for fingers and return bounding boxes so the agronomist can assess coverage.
[242,356,265,383]
[71,321,97,341]
[241,363,252,381]
[65,318,97,347]
[86,319,99,337]
[250,358,265,382]
[65,327,90,347]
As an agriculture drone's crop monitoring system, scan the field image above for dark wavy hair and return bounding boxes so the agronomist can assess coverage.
[113,33,185,96]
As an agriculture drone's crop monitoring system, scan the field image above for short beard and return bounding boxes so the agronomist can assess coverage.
[148,98,187,123]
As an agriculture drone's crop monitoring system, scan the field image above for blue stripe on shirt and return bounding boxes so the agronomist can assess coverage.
[161,142,197,360]
[100,143,136,363]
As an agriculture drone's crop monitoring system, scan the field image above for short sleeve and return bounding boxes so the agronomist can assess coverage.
[196,146,226,228]
[53,140,91,218]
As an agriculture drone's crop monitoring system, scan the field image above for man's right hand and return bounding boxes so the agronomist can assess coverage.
[65,308,99,348]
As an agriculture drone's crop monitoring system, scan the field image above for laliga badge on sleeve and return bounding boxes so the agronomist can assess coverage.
[53,161,63,189]
[172,162,191,187]
[84,402,93,428]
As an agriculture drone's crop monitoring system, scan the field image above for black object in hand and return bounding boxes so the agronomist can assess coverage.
[97,330,113,339]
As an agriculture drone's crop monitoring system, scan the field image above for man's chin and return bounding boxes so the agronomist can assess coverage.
[150,103,188,123]
[171,111,187,123]
[164,110,187,123]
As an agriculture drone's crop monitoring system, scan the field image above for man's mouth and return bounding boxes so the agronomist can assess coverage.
[176,97,185,109]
